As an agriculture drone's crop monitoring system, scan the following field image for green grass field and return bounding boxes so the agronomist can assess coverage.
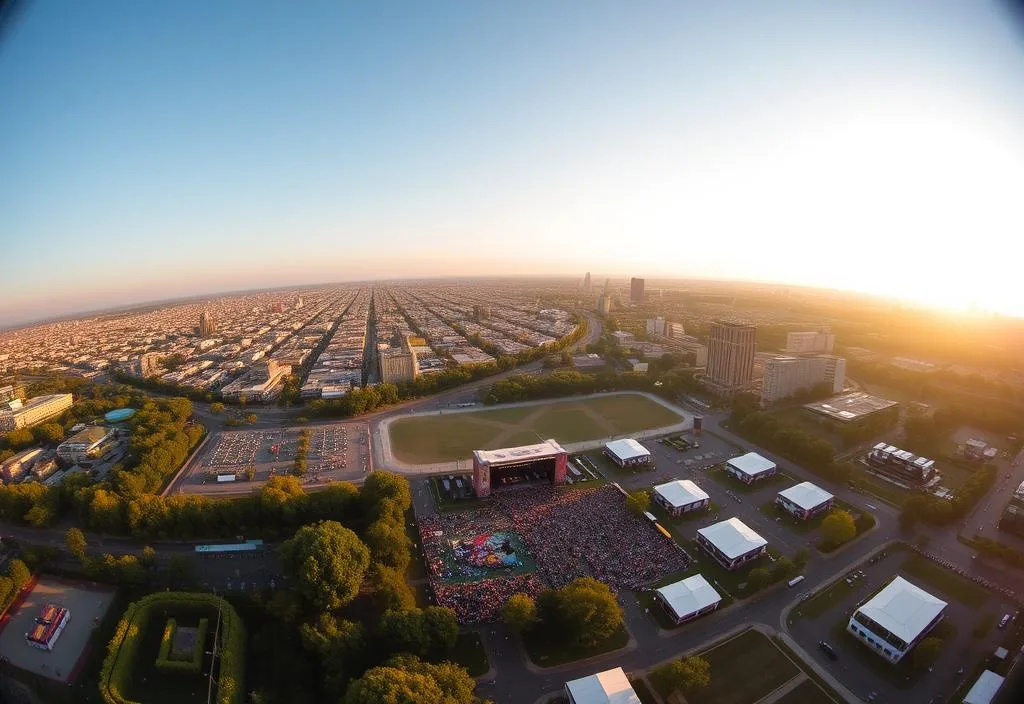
[388,393,684,464]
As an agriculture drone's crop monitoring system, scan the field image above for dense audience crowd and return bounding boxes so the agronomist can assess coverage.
[418,485,690,623]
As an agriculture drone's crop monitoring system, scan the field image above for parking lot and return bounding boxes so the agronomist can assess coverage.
[788,546,1017,704]
[173,422,371,495]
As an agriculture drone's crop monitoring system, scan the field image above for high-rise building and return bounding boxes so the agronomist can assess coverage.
[760,355,846,405]
[666,321,685,339]
[0,393,73,431]
[379,337,419,384]
[646,317,666,336]
[630,277,645,304]
[598,294,612,315]
[583,272,591,291]
[706,322,756,392]
[786,327,835,355]
[198,310,217,338]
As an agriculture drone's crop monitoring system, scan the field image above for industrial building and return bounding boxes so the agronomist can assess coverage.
[696,517,767,570]
[775,482,834,520]
[760,355,846,405]
[56,426,116,465]
[724,452,777,484]
[0,393,73,431]
[653,479,710,516]
[565,667,640,704]
[654,574,722,625]
[866,443,939,486]
[847,576,947,663]
[706,321,756,393]
[603,439,651,468]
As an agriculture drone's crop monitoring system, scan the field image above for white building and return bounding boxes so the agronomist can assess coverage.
[786,328,835,355]
[776,482,834,520]
[646,317,666,336]
[760,355,846,405]
[725,452,777,484]
[604,439,651,468]
[611,331,635,347]
[696,518,767,570]
[847,576,947,663]
[653,480,710,516]
[963,670,1005,704]
[565,667,640,704]
[655,574,722,624]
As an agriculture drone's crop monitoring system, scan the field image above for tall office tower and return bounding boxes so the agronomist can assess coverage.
[786,327,835,355]
[583,272,592,291]
[598,294,612,315]
[198,310,216,338]
[761,355,847,405]
[646,317,666,336]
[706,321,757,392]
[630,277,645,304]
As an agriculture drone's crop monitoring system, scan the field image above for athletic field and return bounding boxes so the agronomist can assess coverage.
[387,393,685,464]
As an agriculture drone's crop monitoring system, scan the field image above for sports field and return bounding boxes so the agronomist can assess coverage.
[387,393,686,465]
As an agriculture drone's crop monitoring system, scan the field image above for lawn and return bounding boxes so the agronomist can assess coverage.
[388,393,684,464]
[855,473,911,508]
[450,632,490,677]
[654,629,800,704]
[831,617,957,689]
[772,678,836,704]
[630,678,659,704]
[898,554,990,608]
[123,604,216,704]
[708,466,791,493]
[522,624,630,668]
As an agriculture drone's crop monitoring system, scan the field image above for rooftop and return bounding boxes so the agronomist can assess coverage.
[855,576,947,644]
[726,452,776,478]
[963,670,1004,704]
[653,479,709,508]
[655,574,722,618]
[697,518,767,559]
[804,392,898,422]
[777,482,834,511]
[61,425,112,447]
[564,667,640,704]
[473,439,566,465]
[605,439,650,463]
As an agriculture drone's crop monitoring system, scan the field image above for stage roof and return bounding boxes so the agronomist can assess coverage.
[474,439,566,465]
[654,479,709,508]
[726,452,776,478]
[697,518,767,559]
[565,667,640,704]
[604,438,650,463]
[656,574,721,619]
[777,482,833,511]
[855,576,947,644]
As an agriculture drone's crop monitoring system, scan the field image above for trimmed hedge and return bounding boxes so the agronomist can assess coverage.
[100,592,245,704]
[154,616,208,673]
[155,618,176,663]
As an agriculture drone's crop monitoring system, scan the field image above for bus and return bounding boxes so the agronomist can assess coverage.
[787,575,805,588]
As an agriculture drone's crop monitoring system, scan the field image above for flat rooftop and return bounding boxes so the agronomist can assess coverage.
[473,439,567,465]
[726,452,776,478]
[565,667,640,704]
[604,438,650,462]
[654,479,709,508]
[804,391,898,422]
[697,517,767,560]
[656,573,721,618]
[777,481,833,511]
[855,575,947,644]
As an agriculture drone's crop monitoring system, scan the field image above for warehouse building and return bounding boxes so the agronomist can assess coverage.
[847,576,947,663]
[653,479,710,516]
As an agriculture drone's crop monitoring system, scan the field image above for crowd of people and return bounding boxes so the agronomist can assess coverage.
[418,485,691,623]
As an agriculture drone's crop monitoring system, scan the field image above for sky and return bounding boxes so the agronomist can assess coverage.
[2,0,1024,326]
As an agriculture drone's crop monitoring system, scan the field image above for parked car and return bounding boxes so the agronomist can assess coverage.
[998,614,1012,630]
[818,641,838,660]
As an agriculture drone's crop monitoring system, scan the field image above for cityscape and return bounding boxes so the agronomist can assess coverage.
[2,2,1024,704]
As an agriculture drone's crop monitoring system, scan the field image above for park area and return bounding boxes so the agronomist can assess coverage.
[0,576,115,685]
[386,392,686,465]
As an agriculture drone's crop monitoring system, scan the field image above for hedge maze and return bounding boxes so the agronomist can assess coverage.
[100,592,245,704]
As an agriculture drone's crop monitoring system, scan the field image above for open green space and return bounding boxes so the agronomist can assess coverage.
[654,629,800,704]
[771,407,845,451]
[388,393,684,464]
[629,678,659,704]
[898,553,990,608]
[450,632,490,677]
[522,624,630,668]
[708,465,791,493]
[856,473,912,507]
[771,636,844,704]
[773,679,835,704]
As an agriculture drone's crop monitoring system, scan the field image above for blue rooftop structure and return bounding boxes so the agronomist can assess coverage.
[104,408,136,423]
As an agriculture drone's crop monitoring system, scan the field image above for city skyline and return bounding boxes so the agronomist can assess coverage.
[3,1,1024,325]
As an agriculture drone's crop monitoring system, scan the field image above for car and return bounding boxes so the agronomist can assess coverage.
[818,641,838,660]
[999,614,1012,630]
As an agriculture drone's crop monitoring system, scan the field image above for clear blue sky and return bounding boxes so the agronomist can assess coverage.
[2,0,1024,325]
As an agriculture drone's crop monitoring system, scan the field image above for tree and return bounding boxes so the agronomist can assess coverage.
[167,554,195,587]
[140,545,156,568]
[5,428,35,451]
[748,567,772,590]
[32,423,65,444]
[502,593,537,631]
[652,656,711,698]
[343,655,477,704]
[771,556,796,581]
[794,547,811,569]
[6,559,30,590]
[913,637,944,671]
[626,490,651,516]
[540,577,624,647]
[65,527,87,562]
[820,509,857,546]
[210,402,225,414]
[371,565,416,612]
[278,520,370,610]
[245,413,259,425]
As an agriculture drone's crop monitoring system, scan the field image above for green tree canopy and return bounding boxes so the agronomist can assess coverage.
[65,527,87,561]
[32,423,65,445]
[538,577,624,647]
[626,490,651,516]
[6,559,30,590]
[748,567,772,589]
[501,593,537,632]
[652,655,711,698]
[343,655,479,704]
[278,520,370,610]
[820,509,857,546]
[913,637,944,671]
[371,565,417,613]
